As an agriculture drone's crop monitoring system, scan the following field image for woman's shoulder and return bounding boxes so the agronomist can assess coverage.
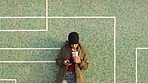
[79,43,85,48]
[60,42,70,49]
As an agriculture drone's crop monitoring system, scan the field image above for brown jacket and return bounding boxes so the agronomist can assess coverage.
[55,42,89,83]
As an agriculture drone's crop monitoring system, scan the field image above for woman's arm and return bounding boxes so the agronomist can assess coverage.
[56,47,65,66]
[78,49,89,70]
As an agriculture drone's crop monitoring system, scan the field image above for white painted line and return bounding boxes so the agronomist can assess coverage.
[0,16,116,19]
[0,30,48,31]
[0,79,16,83]
[136,48,148,50]
[136,48,138,83]
[0,48,60,50]
[114,17,116,83]
[136,48,148,83]
[46,0,48,31]
[47,16,116,18]
[0,79,16,81]
[0,61,56,63]
[0,17,46,18]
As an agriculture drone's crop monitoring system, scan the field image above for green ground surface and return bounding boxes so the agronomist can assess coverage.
[0,0,147,83]
[137,50,148,83]
[1,18,45,30]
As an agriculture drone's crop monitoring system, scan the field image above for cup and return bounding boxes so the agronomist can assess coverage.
[72,51,78,63]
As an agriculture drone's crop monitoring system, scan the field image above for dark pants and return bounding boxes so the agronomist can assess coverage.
[62,71,76,83]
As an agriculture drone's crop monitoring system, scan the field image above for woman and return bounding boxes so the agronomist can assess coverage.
[55,32,89,83]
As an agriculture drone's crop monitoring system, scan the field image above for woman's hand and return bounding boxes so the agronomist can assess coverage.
[63,60,72,66]
[73,56,81,64]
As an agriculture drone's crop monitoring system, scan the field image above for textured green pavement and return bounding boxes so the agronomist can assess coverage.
[0,0,147,83]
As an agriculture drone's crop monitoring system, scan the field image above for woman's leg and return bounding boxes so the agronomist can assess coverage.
[63,72,76,83]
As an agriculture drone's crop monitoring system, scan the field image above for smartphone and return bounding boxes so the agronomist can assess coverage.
[65,62,71,64]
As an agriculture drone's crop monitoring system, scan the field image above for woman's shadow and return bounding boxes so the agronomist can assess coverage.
[27,35,64,83]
